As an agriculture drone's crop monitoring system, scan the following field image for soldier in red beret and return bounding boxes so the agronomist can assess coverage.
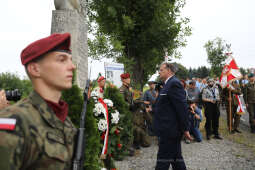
[0,33,77,170]
[119,73,136,156]
[91,76,106,99]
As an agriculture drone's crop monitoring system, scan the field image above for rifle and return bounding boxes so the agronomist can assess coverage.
[72,76,91,170]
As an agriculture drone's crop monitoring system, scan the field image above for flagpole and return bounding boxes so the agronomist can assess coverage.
[229,89,232,132]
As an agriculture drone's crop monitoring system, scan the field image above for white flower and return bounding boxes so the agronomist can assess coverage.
[111,110,120,124]
[103,99,113,107]
[101,168,107,170]
[98,119,108,131]
[91,90,100,98]
[93,103,106,116]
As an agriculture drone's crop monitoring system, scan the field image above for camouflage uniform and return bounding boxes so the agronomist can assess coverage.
[222,86,242,131]
[133,99,151,148]
[0,91,77,170]
[119,85,134,109]
[119,84,136,153]
[244,82,255,132]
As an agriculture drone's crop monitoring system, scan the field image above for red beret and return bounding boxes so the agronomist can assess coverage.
[120,73,130,79]
[21,33,71,65]
[97,76,105,82]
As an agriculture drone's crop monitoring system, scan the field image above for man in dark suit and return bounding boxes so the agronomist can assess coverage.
[153,62,192,170]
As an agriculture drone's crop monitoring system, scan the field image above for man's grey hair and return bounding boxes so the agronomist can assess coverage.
[161,62,178,73]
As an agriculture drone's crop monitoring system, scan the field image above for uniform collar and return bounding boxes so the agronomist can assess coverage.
[28,90,69,129]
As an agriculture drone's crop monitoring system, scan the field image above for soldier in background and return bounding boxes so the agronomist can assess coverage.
[133,92,151,149]
[244,73,255,133]
[222,80,242,133]
[91,76,106,99]
[119,73,135,156]
[143,81,157,135]
[0,33,77,170]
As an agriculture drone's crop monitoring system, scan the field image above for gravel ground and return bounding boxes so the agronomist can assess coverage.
[115,109,255,170]
[115,136,255,170]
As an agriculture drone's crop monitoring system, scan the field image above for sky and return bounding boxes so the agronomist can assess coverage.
[0,0,254,80]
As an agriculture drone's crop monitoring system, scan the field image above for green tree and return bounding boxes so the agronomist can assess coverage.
[0,72,32,98]
[0,72,23,91]
[240,67,248,76]
[88,0,191,90]
[104,85,133,160]
[204,37,230,77]
[174,63,188,79]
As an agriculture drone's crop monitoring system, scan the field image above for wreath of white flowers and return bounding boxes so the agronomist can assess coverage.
[91,88,120,131]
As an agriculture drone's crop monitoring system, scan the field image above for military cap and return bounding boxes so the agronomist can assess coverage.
[120,73,130,79]
[248,73,254,78]
[97,76,105,82]
[21,33,71,65]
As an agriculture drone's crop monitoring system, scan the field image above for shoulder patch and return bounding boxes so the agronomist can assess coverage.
[0,118,16,130]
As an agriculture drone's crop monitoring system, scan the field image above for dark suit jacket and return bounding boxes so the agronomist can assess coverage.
[153,76,189,139]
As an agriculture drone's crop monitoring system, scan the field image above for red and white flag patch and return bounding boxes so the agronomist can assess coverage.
[0,118,16,130]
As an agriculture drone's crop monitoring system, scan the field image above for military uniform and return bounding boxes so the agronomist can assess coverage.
[119,85,134,108]
[132,99,151,148]
[222,86,242,131]
[244,81,255,132]
[0,91,77,170]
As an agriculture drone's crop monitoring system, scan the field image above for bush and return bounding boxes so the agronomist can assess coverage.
[62,84,102,170]
[104,85,133,160]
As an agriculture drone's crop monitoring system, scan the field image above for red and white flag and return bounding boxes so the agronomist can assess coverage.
[220,53,242,88]
[0,118,16,130]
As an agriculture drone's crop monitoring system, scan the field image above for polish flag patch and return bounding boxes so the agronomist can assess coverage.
[0,118,16,130]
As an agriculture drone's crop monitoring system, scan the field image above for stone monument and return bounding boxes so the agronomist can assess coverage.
[51,0,88,88]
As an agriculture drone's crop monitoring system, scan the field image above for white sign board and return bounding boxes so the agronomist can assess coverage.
[104,62,124,88]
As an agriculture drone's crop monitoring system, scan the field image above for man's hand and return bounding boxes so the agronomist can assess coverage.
[0,90,9,110]
[184,131,193,141]
[144,101,150,105]
[211,99,216,104]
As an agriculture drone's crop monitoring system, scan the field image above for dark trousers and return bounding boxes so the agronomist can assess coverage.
[204,102,220,136]
[247,103,255,128]
[155,136,186,170]
[190,126,202,142]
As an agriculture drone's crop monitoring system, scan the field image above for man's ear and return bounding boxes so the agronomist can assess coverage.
[27,62,41,78]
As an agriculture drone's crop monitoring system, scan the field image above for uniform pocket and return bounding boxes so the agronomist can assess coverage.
[44,132,69,162]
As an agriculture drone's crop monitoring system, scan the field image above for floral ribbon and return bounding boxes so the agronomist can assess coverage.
[235,94,246,115]
[98,98,109,155]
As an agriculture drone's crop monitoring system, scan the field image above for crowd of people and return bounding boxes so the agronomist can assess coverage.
[122,67,255,170]
[126,73,255,148]
[0,32,254,170]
